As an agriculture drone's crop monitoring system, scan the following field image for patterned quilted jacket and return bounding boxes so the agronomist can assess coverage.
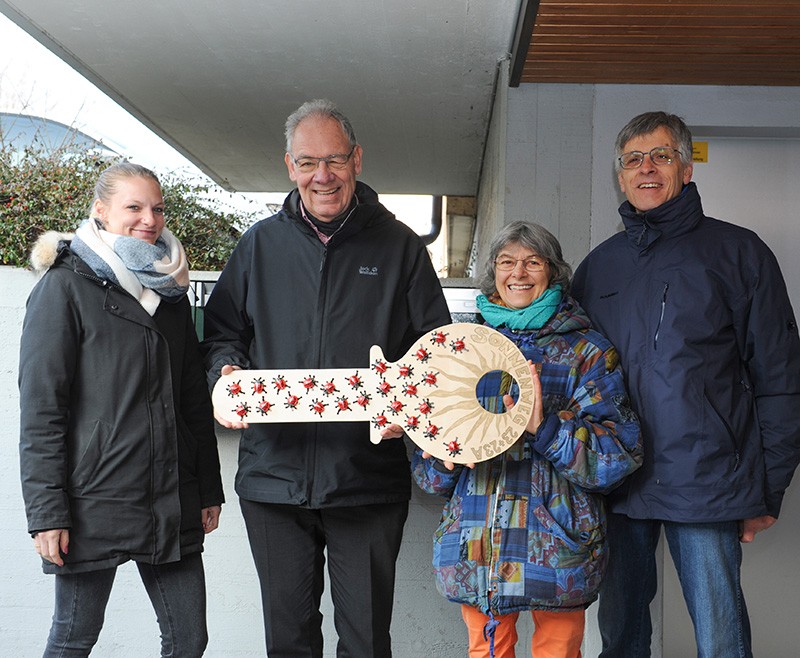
[412,296,642,615]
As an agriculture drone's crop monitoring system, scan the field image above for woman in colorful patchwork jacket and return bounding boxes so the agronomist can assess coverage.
[412,221,643,658]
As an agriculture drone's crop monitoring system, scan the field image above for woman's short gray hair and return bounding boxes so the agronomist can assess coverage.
[614,111,693,172]
[478,221,572,296]
[90,162,160,216]
[284,99,357,153]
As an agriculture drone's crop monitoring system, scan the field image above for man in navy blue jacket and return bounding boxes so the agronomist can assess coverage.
[572,111,800,657]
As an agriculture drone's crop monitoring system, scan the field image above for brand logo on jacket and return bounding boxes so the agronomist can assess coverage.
[359,266,379,276]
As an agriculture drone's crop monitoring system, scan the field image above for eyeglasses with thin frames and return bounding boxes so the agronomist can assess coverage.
[618,146,682,170]
[292,146,356,173]
[494,256,548,273]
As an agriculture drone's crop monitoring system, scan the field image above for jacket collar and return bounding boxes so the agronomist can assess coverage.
[283,181,386,245]
[496,296,591,341]
[619,182,704,252]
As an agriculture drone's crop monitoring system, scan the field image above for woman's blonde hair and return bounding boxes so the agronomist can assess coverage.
[90,162,160,217]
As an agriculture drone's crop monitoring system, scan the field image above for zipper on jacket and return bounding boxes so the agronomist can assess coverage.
[486,460,505,602]
[75,268,110,288]
[653,282,669,350]
[306,245,331,504]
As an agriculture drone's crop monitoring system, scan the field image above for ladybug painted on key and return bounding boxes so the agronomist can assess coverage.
[424,424,440,439]
[450,337,467,353]
[445,439,462,457]
[430,330,447,345]
[422,371,438,386]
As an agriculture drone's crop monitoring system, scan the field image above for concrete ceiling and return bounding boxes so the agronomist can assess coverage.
[7,1,790,198]
[0,0,520,195]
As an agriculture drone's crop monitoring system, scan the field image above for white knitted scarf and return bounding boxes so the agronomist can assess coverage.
[70,219,190,316]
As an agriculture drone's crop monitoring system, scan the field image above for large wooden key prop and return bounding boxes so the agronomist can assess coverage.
[212,323,535,464]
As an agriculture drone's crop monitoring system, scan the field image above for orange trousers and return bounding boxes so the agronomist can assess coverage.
[461,604,584,658]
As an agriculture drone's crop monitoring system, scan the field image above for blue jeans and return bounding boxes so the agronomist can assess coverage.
[598,514,752,658]
[43,552,208,658]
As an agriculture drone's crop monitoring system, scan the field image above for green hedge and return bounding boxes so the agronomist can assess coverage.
[0,142,255,270]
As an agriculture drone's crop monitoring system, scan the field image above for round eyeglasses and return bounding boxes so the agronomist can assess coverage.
[292,146,356,173]
[494,256,548,273]
[618,146,682,170]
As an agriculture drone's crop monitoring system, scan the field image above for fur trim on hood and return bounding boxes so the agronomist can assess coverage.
[30,231,73,276]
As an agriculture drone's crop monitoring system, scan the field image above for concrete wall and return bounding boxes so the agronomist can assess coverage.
[475,67,595,278]
[0,266,464,657]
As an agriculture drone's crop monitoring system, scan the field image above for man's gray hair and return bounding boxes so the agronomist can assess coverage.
[614,111,693,171]
[478,221,572,296]
[285,99,357,153]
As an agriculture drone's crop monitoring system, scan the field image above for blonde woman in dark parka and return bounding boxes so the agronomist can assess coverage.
[19,163,224,657]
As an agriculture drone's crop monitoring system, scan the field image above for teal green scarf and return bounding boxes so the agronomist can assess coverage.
[476,285,562,331]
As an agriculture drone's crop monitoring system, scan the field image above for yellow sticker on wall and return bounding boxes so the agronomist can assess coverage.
[692,141,708,163]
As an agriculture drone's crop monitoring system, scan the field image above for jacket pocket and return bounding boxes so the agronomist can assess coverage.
[70,419,110,492]
[434,494,463,545]
[176,420,200,481]
[703,387,743,472]
[531,483,605,566]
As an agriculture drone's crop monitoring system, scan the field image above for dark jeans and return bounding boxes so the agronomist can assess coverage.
[43,552,208,658]
[240,498,409,658]
[598,513,752,658]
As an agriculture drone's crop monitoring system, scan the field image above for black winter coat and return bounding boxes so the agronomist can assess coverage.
[19,235,224,574]
[573,183,800,522]
[202,182,451,508]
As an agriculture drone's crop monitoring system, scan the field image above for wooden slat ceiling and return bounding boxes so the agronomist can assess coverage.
[513,0,800,86]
